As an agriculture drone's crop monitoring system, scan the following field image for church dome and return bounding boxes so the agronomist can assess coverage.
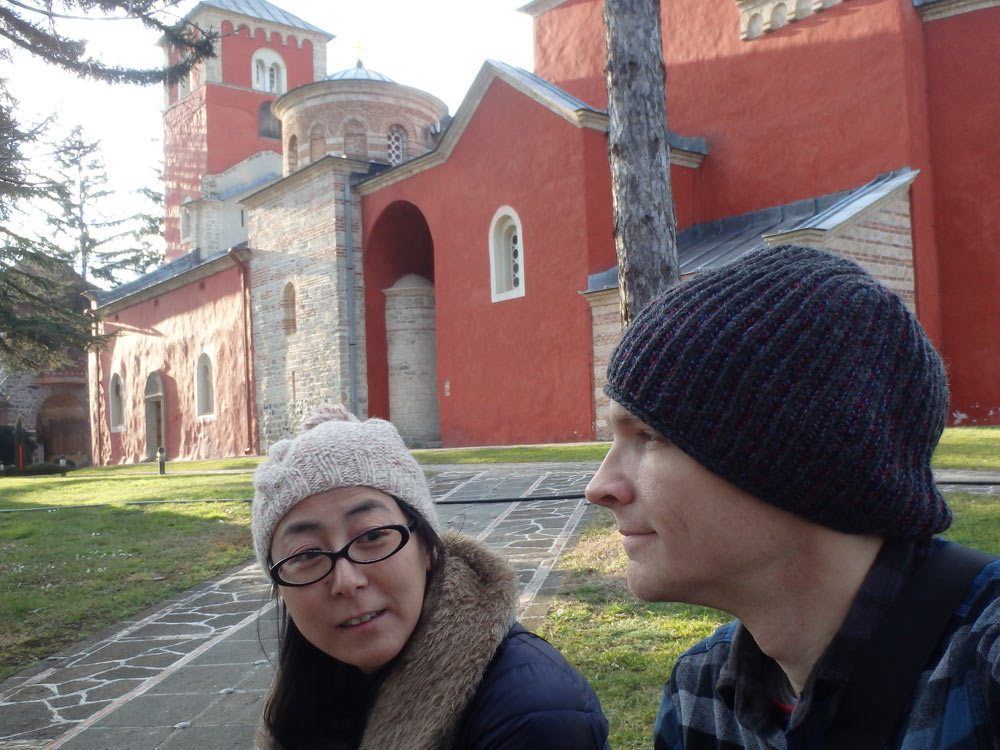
[324,60,394,83]
[272,60,448,175]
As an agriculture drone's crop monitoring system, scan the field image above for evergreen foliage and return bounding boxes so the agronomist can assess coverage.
[0,1,216,373]
[43,126,164,285]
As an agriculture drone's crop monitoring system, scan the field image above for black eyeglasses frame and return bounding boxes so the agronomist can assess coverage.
[268,519,417,587]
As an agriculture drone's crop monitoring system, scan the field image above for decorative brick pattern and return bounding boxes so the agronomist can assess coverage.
[273,82,447,174]
[245,160,368,451]
[735,0,847,40]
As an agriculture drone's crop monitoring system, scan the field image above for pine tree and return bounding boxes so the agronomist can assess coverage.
[0,0,215,372]
[604,0,679,324]
[42,126,163,286]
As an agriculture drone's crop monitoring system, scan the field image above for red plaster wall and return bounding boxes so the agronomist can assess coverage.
[363,80,615,446]
[90,267,254,464]
[532,0,608,108]
[924,7,1000,425]
[534,0,950,360]
[162,21,317,260]
[220,22,315,90]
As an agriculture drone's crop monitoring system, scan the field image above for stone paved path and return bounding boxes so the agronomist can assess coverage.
[0,463,601,750]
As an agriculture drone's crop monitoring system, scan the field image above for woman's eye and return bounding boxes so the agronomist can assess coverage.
[359,528,389,543]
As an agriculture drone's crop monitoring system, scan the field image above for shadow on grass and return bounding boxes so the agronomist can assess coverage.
[0,498,252,683]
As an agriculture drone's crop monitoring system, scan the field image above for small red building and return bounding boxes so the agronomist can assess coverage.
[87,0,1000,464]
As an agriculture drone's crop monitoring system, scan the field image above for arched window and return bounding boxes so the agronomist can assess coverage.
[489,207,525,302]
[309,123,327,163]
[251,49,286,93]
[258,101,281,139]
[343,119,368,160]
[195,352,215,417]
[287,134,299,172]
[282,282,297,334]
[387,125,407,166]
[109,373,125,430]
[180,202,191,242]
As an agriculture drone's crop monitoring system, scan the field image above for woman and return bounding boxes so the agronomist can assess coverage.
[252,404,609,750]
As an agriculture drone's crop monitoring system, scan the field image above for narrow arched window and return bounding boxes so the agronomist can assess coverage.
[309,124,326,163]
[180,203,191,242]
[282,282,297,334]
[288,134,299,172]
[255,60,265,89]
[109,373,125,430]
[489,207,525,302]
[195,352,215,417]
[387,125,407,166]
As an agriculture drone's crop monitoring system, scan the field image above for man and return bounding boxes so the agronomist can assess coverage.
[586,244,1000,748]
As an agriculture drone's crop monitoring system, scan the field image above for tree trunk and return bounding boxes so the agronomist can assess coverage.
[604,0,679,325]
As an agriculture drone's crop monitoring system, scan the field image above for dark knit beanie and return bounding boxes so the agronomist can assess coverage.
[605,244,951,537]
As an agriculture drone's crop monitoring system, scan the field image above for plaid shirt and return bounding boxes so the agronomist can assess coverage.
[655,538,1000,749]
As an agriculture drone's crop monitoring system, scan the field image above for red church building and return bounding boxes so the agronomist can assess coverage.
[86,0,1000,465]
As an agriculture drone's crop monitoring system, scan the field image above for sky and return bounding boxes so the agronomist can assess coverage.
[4,0,535,204]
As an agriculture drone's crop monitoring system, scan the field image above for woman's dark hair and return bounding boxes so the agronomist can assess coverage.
[262,497,445,748]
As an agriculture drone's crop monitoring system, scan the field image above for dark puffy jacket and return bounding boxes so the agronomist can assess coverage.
[454,625,611,750]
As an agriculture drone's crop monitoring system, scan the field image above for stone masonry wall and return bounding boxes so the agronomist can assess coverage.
[385,278,441,448]
[585,288,623,441]
[247,160,367,451]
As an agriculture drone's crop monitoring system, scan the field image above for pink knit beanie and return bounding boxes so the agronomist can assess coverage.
[252,404,440,574]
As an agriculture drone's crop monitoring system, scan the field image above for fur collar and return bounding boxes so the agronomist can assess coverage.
[359,532,518,750]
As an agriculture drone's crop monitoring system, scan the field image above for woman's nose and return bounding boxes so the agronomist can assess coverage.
[327,558,368,597]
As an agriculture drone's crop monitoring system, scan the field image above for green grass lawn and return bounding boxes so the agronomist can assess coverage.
[0,501,252,683]
[932,427,1000,470]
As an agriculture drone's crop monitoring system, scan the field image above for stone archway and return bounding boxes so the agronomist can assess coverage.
[363,200,435,421]
[36,392,89,464]
[144,372,166,461]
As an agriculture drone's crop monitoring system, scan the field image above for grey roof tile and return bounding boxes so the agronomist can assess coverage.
[189,0,332,37]
[90,249,231,308]
[586,167,918,289]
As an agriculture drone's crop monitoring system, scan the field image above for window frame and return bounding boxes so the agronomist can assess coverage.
[488,206,525,303]
[195,351,216,421]
[109,372,125,432]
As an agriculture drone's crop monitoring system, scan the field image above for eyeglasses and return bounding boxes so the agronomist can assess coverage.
[269,521,416,587]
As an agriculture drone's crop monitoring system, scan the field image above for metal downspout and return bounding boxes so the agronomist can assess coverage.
[344,182,359,415]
